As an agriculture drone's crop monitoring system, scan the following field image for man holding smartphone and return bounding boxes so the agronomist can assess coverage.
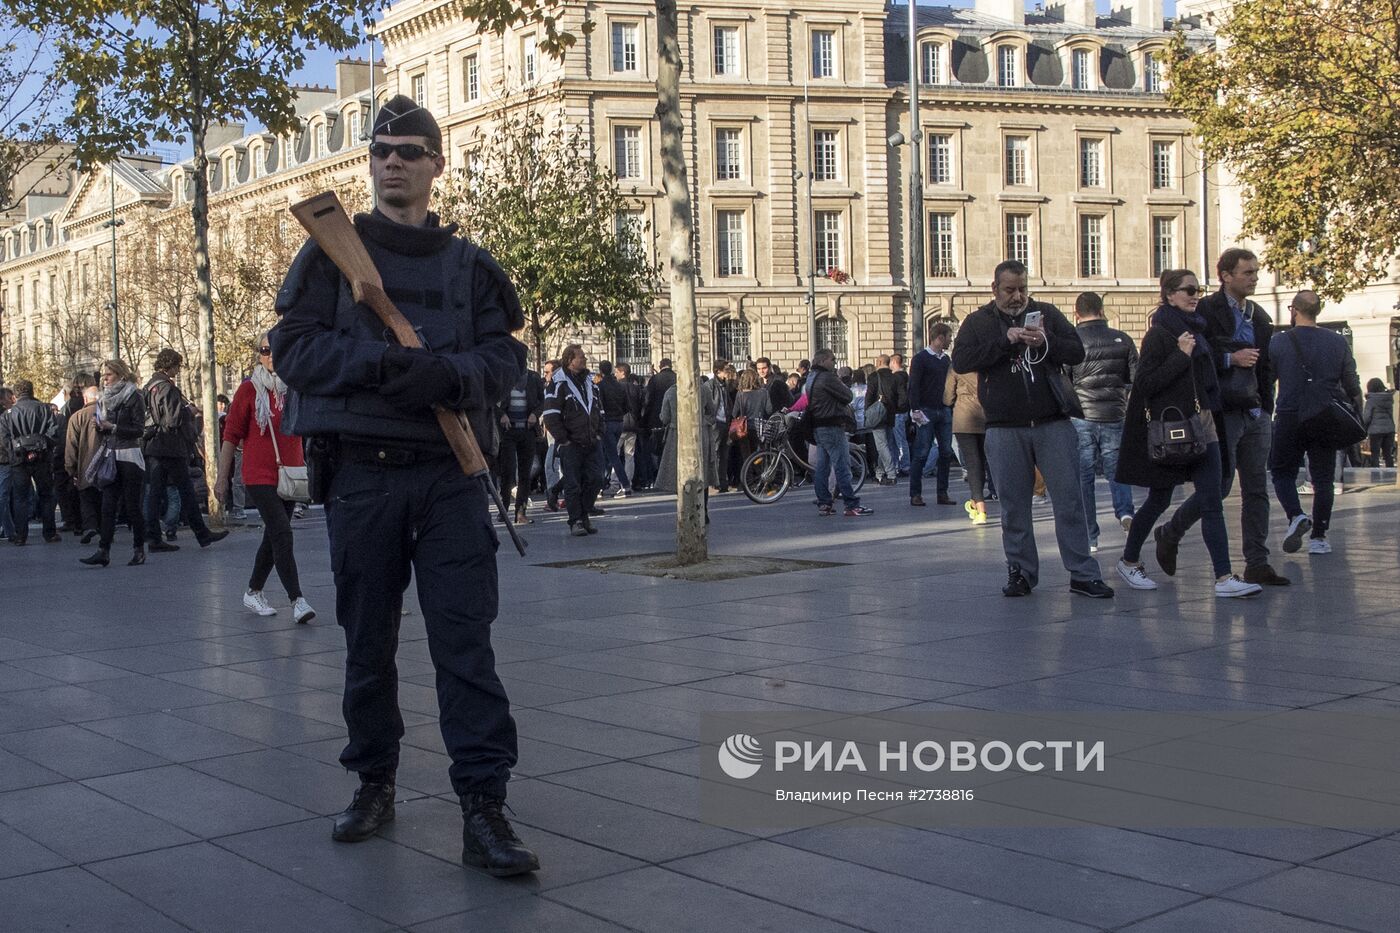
[952,261,1113,598]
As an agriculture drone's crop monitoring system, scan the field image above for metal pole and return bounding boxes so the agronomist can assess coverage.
[369,30,379,209]
[907,0,926,352]
[805,78,817,360]
[107,164,122,358]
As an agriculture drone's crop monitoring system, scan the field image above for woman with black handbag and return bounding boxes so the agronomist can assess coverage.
[80,360,148,568]
[214,334,315,623]
[1114,270,1262,598]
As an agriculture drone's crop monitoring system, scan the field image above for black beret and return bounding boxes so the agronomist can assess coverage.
[372,95,442,149]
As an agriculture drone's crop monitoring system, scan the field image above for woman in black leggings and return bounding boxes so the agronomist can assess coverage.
[215,335,315,623]
[80,359,148,567]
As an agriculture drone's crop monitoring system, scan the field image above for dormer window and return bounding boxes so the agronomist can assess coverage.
[1145,52,1163,92]
[920,41,948,85]
[315,121,327,158]
[1072,48,1094,90]
[252,144,265,177]
[997,45,1019,87]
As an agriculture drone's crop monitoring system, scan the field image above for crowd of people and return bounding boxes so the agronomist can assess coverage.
[0,349,230,566]
[482,249,1388,604]
[1,247,1391,601]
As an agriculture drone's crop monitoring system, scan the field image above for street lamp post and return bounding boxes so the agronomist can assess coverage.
[888,1,926,353]
[804,78,818,360]
[101,163,124,358]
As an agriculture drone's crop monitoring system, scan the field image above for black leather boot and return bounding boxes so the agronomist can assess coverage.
[461,793,539,877]
[128,546,146,566]
[331,779,395,843]
[79,548,110,567]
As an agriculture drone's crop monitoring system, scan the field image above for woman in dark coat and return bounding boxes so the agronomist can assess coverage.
[1114,269,1262,599]
[80,359,148,567]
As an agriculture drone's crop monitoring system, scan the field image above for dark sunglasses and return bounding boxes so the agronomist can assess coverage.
[368,141,439,162]
[1174,285,1201,296]
[257,346,272,355]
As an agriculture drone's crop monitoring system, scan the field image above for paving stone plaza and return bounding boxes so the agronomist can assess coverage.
[1,481,1398,932]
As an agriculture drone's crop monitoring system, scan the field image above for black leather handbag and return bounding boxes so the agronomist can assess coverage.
[1147,368,1207,467]
[1287,330,1366,448]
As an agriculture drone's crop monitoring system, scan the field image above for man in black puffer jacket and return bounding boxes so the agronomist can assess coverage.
[1067,292,1138,551]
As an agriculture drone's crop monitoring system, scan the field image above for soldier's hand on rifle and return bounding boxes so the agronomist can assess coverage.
[378,346,459,412]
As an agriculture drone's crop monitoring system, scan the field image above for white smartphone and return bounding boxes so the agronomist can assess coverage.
[1022,310,1042,330]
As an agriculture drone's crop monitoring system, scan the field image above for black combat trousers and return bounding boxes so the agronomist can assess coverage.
[558,440,602,526]
[325,450,516,798]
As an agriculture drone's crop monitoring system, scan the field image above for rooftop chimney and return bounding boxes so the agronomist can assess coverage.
[1044,0,1096,27]
[1112,0,1165,29]
[974,0,1026,26]
[336,59,385,99]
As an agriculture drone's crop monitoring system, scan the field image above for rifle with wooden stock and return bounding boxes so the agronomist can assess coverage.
[289,191,527,556]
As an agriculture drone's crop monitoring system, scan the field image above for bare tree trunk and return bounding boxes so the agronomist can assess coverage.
[656,0,706,565]
[188,117,222,525]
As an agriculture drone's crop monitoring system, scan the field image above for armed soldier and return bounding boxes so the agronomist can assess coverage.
[270,96,538,877]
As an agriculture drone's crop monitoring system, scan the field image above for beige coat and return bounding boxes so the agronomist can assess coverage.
[65,403,101,490]
[944,369,987,435]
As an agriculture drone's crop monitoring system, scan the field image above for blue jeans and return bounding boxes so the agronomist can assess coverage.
[1072,418,1135,542]
[602,420,631,491]
[870,423,897,479]
[893,413,911,472]
[813,426,859,509]
[161,485,182,534]
[0,464,14,538]
[909,407,953,499]
[1123,442,1230,578]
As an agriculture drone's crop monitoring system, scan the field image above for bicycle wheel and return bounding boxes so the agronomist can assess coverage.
[741,450,793,504]
[849,447,868,493]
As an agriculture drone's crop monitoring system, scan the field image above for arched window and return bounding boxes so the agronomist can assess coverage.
[614,321,652,375]
[815,317,848,368]
[714,318,749,364]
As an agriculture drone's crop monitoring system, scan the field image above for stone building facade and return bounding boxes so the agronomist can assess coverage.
[1,1,1216,387]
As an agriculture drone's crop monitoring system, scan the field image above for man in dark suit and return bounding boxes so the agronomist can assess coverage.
[1157,248,1290,587]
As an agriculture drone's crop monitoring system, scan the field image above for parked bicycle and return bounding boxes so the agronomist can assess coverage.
[740,413,867,504]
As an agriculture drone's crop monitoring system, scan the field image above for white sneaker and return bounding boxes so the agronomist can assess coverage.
[1120,515,1133,533]
[1090,541,1099,553]
[1282,514,1312,553]
[292,597,316,624]
[1215,575,1263,599]
[1308,538,1332,555]
[1032,495,1049,506]
[1117,560,1158,590]
[614,488,630,498]
[243,589,276,616]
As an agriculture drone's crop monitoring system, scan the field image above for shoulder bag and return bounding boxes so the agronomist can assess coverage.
[268,425,311,503]
[1286,330,1366,448]
[84,438,118,488]
[1147,358,1208,467]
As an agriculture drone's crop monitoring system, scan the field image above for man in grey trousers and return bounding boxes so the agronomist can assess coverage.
[951,261,1113,599]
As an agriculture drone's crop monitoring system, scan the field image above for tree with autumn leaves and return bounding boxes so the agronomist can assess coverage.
[1168,0,1400,298]
[16,0,376,518]
[435,104,661,368]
